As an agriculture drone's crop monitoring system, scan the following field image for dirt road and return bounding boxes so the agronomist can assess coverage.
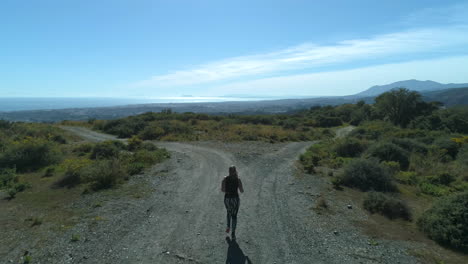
[35,127,421,263]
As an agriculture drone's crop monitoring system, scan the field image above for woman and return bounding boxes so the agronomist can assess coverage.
[221,166,244,239]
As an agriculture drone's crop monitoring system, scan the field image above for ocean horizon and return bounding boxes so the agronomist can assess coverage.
[0,96,301,112]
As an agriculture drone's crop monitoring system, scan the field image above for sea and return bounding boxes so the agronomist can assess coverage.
[0,96,282,112]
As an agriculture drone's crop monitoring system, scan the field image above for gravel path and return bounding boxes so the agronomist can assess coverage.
[335,126,356,139]
[2,127,423,264]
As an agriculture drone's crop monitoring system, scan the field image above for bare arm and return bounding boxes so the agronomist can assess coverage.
[238,178,244,193]
[221,177,226,192]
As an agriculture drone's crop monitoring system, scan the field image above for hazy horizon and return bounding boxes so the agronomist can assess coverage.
[0,95,315,112]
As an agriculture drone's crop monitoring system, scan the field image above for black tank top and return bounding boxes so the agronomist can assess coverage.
[225,176,239,198]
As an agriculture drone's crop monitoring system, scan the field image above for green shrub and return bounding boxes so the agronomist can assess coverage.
[427,173,455,186]
[71,234,80,242]
[82,159,127,190]
[300,155,317,173]
[0,168,30,199]
[363,192,411,220]
[434,137,459,159]
[90,140,124,160]
[0,137,61,172]
[127,162,146,175]
[409,148,453,176]
[390,129,428,140]
[321,129,334,138]
[124,148,169,175]
[338,158,397,192]
[349,121,397,140]
[381,161,400,176]
[43,167,55,177]
[391,138,428,154]
[331,177,343,189]
[300,142,330,173]
[418,191,468,252]
[315,115,342,127]
[452,181,468,192]
[418,182,450,197]
[0,168,17,189]
[131,149,168,165]
[57,146,168,190]
[23,255,32,264]
[0,120,12,129]
[72,143,94,155]
[13,182,29,192]
[365,142,410,170]
[60,170,82,188]
[334,138,367,157]
[102,118,145,138]
[456,144,468,167]
[127,135,143,151]
[327,157,353,169]
[141,142,158,151]
[281,119,299,129]
[7,188,17,199]
[139,125,166,140]
[395,171,418,185]
[409,114,445,131]
[56,158,92,188]
[51,134,67,144]
[5,182,30,199]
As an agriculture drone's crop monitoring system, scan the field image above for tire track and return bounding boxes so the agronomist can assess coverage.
[56,126,420,264]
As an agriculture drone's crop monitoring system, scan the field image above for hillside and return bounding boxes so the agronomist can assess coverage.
[354,80,468,97]
[422,87,468,106]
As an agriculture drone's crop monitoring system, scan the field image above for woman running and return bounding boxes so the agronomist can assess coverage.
[221,166,244,239]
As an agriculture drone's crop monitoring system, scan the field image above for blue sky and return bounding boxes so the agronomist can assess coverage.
[1,0,468,98]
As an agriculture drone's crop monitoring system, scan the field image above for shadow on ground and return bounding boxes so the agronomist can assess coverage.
[226,237,252,264]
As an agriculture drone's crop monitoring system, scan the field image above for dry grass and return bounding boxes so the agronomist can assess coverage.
[315,195,328,210]
[313,194,330,215]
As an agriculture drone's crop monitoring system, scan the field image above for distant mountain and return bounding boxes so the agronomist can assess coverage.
[354,80,468,97]
[422,87,468,107]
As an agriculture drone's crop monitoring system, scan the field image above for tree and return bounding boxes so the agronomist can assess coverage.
[375,88,438,127]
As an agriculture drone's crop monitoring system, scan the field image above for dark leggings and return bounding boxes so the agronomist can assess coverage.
[224,197,240,231]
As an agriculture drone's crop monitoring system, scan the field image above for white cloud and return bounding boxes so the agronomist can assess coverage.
[130,3,468,92]
[206,56,468,96]
[134,25,468,89]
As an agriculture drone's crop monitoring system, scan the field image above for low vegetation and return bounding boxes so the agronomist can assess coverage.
[337,159,397,192]
[363,191,411,220]
[0,122,69,198]
[71,234,80,242]
[0,121,65,172]
[0,121,169,198]
[82,109,343,142]
[58,139,169,191]
[418,191,468,252]
[0,121,170,262]
[23,255,32,264]
[300,89,468,251]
